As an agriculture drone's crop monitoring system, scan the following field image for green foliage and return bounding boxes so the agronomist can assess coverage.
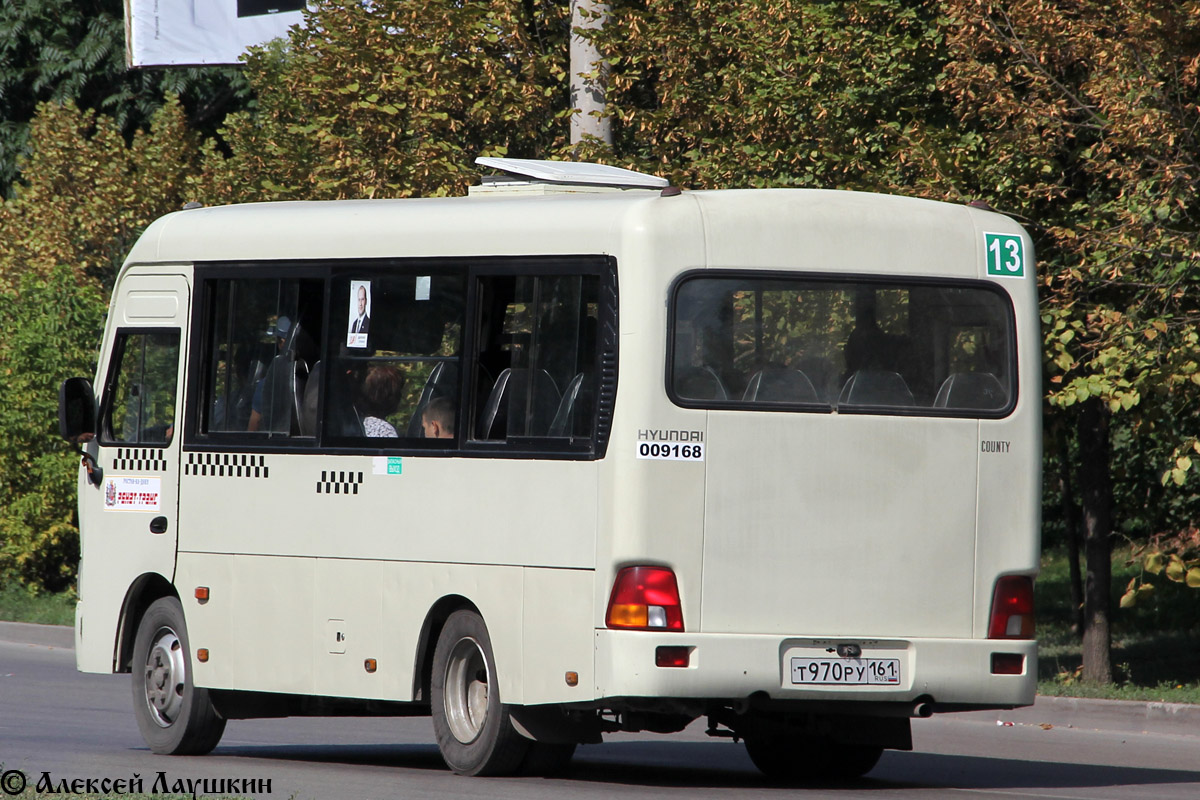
[0,96,202,292]
[1039,546,1200,694]
[198,0,570,202]
[0,583,75,625]
[0,96,204,593]
[594,0,954,191]
[0,266,104,593]
[0,0,251,198]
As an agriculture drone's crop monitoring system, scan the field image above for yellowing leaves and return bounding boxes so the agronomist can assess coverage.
[1165,556,1187,583]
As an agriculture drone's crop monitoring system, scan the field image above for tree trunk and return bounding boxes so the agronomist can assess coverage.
[1076,397,1113,684]
[1055,419,1085,636]
[569,0,612,146]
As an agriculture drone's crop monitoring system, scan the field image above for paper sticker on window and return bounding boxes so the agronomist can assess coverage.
[103,476,162,512]
[348,280,371,348]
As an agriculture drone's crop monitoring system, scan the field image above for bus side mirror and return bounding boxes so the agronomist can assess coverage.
[59,377,103,487]
[59,377,97,442]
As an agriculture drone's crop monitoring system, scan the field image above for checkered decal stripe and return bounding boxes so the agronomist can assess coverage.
[318,470,363,495]
[184,453,269,478]
[113,448,168,473]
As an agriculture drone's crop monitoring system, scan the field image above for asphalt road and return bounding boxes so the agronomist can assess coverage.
[2,635,1199,800]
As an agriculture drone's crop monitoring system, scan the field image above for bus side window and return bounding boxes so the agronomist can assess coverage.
[199,277,324,438]
[323,272,465,443]
[473,274,599,443]
[101,330,181,445]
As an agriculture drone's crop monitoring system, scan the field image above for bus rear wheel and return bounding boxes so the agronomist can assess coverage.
[431,610,529,776]
[744,734,882,782]
[131,596,226,755]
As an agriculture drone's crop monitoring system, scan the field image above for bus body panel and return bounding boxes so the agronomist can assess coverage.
[179,556,596,706]
[700,413,980,638]
[696,190,982,278]
[177,453,597,567]
[595,629,1036,708]
[597,194,709,633]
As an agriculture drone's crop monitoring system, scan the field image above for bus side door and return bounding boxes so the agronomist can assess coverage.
[76,272,189,673]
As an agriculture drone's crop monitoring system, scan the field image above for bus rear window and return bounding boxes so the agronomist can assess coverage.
[669,275,1015,416]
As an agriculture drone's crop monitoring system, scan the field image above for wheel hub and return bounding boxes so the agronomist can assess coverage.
[443,636,490,744]
[143,628,186,728]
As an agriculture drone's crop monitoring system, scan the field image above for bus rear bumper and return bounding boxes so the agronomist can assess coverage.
[593,629,1037,712]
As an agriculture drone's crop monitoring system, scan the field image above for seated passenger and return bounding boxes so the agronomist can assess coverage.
[247,316,291,432]
[421,396,455,439]
[362,365,405,437]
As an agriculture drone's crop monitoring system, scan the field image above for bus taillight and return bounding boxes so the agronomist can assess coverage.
[606,566,684,631]
[988,576,1035,639]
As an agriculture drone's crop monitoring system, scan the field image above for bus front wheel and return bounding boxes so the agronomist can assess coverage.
[131,596,226,755]
[431,609,530,776]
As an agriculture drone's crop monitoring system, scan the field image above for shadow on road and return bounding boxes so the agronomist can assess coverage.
[207,739,1200,792]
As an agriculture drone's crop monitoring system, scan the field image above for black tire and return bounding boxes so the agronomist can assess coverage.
[431,609,530,776]
[745,734,881,782]
[131,596,226,755]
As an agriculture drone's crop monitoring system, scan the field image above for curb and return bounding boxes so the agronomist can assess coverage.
[0,620,74,649]
[955,694,1200,739]
[2,622,1197,738]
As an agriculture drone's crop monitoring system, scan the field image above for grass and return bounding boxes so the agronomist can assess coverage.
[0,584,75,626]
[1036,544,1200,704]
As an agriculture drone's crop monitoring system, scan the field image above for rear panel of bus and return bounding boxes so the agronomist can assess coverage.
[595,190,1039,712]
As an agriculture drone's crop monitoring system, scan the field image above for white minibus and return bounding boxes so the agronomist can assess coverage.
[59,158,1040,780]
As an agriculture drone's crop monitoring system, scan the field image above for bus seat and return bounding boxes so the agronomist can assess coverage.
[548,372,593,437]
[295,360,308,434]
[260,353,303,434]
[674,366,728,401]
[838,370,915,408]
[934,371,1006,410]
[742,369,820,403]
[299,360,322,436]
[478,368,561,439]
[793,356,839,402]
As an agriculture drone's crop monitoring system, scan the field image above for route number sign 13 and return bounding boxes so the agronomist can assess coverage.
[985,232,1025,278]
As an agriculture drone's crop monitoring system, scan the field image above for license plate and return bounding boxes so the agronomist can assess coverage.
[790,657,901,685]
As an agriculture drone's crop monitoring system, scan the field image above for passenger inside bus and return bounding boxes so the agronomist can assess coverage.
[421,396,456,439]
[361,365,406,437]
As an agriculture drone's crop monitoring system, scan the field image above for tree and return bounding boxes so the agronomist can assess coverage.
[0,97,204,592]
[934,0,1200,682]
[0,0,249,198]
[593,1,955,190]
[197,0,570,203]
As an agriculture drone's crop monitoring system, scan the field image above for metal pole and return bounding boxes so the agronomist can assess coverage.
[570,0,612,146]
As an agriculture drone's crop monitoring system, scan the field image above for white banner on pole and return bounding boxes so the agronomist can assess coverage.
[125,0,306,67]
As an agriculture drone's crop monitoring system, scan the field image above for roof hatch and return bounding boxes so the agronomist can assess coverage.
[471,157,668,196]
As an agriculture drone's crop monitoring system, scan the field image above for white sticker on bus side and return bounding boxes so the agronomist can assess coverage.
[636,441,705,461]
[372,456,403,475]
[102,476,162,512]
